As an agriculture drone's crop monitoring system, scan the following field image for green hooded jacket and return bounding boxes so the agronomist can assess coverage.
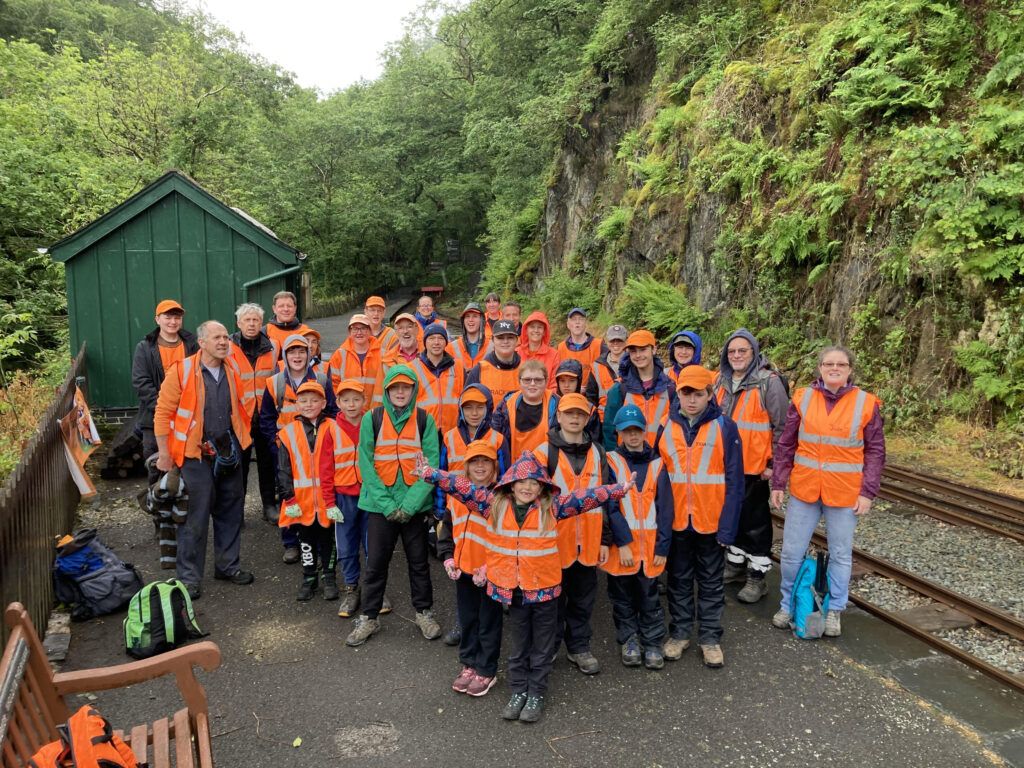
[357,363,440,516]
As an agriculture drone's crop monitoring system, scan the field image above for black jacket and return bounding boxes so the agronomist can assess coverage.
[131,328,198,429]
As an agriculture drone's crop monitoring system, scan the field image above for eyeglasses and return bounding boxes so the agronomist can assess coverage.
[727,348,752,356]
[520,377,546,384]
[820,362,850,368]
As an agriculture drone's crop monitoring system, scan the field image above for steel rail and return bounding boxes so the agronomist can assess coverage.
[877,482,1024,545]
[884,465,1024,525]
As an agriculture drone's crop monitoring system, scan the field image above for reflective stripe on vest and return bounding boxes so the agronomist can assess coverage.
[485,498,562,592]
[372,408,422,486]
[659,417,727,534]
[330,347,378,401]
[271,371,329,431]
[478,360,520,404]
[277,419,341,527]
[601,452,665,578]
[537,442,604,567]
[410,358,462,433]
[167,356,196,458]
[623,389,669,447]
[716,384,773,475]
[590,361,615,417]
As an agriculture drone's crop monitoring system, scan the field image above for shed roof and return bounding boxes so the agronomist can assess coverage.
[49,170,301,264]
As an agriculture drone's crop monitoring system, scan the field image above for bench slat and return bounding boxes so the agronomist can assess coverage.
[194,712,213,768]
[152,716,170,768]
[14,685,47,753]
[130,723,150,765]
[173,708,195,768]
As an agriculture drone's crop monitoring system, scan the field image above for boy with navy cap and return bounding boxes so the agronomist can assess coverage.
[557,307,605,370]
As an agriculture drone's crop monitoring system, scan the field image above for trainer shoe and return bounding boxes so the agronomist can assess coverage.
[824,610,842,637]
[296,578,316,602]
[466,673,497,697]
[519,695,545,724]
[415,610,442,640]
[282,546,300,565]
[700,644,724,668]
[214,569,254,585]
[620,636,642,667]
[443,625,462,646]
[501,692,528,720]
[737,572,768,603]
[723,562,746,584]
[644,648,665,670]
[566,651,600,675]
[663,636,690,660]
[771,609,793,629]
[345,615,380,647]
[379,595,393,614]
[337,585,360,617]
[262,503,278,523]
[185,583,201,601]
[452,666,475,694]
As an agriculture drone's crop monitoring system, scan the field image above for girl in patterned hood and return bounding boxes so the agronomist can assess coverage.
[415,450,634,725]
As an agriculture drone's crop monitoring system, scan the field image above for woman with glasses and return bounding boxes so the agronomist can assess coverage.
[768,346,886,637]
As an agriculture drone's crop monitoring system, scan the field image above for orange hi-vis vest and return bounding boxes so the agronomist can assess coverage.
[535,442,604,567]
[590,359,617,417]
[277,419,349,527]
[448,330,490,370]
[166,354,247,466]
[372,407,424,486]
[485,497,562,593]
[476,359,520,404]
[328,339,382,409]
[659,416,726,533]
[443,428,504,572]
[716,384,773,475]
[266,370,330,431]
[790,386,878,508]
[601,451,665,577]
[28,705,138,768]
[228,339,279,420]
[557,337,604,369]
[334,422,360,487]
[410,357,465,435]
[507,391,553,457]
[623,389,671,448]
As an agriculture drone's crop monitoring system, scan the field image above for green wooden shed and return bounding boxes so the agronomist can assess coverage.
[49,170,305,410]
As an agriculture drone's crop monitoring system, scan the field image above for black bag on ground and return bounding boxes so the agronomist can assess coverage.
[53,529,143,622]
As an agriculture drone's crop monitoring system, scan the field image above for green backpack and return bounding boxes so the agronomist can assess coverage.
[123,579,206,659]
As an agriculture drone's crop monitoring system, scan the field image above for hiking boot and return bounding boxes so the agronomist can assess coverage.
[345,615,380,647]
[737,571,768,604]
[415,610,442,640]
[214,569,254,585]
[337,585,360,617]
[824,610,842,637]
[501,692,528,721]
[724,562,746,584]
[663,637,690,660]
[296,578,316,602]
[185,583,201,601]
[282,546,300,565]
[321,572,340,601]
[452,666,476,694]
[771,609,792,629]
[620,636,642,667]
[519,695,545,724]
[700,644,724,668]
[443,625,462,646]
[466,673,497,697]
[566,651,600,675]
[644,648,665,670]
[379,595,392,614]
[263,503,279,523]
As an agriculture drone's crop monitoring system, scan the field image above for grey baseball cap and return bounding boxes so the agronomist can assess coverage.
[605,324,628,341]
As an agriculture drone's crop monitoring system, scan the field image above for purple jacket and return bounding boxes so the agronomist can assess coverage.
[771,380,886,499]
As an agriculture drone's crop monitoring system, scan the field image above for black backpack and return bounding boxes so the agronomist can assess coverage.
[370,406,429,446]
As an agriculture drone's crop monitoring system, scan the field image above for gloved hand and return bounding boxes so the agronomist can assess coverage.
[284,502,302,519]
[472,564,487,587]
[444,558,462,581]
[387,509,411,524]
[326,505,344,523]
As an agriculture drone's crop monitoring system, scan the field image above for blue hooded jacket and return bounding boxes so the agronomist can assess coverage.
[668,330,703,377]
[602,354,678,451]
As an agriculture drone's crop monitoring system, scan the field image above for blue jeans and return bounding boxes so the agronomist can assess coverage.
[779,496,858,612]
[334,495,368,586]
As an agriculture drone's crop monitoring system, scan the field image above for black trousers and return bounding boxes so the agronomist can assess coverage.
[555,561,597,654]
[607,571,666,649]
[297,523,336,579]
[241,420,277,506]
[507,594,559,696]
[727,475,773,567]
[666,530,725,644]
[455,575,503,677]
[362,513,433,619]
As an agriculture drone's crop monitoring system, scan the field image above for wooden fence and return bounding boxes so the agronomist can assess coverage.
[0,346,86,642]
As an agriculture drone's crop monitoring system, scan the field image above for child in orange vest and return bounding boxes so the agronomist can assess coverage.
[276,381,344,602]
[417,450,634,724]
[600,405,673,670]
[334,379,366,618]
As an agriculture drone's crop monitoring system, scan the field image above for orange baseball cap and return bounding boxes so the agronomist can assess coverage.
[336,379,365,396]
[301,326,321,340]
[625,329,656,348]
[557,393,592,415]
[393,312,418,326]
[387,373,416,388]
[365,295,386,308]
[295,381,325,398]
[460,387,488,405]
[675,365,715,391]
[465,440,498,463]
[155,299,184,315]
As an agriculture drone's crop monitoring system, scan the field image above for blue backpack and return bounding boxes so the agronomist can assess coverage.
[792,552,830,639]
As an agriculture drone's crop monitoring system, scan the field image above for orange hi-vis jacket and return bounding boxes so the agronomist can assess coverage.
[623,389,671,448]
[716,384,773,475]
[659,416,726,533]
[375,325,399,355]
[589,359,617,417]
[265,370,330,431]
[790,386,878,508]
[266,322,304,356]
[328,337,383,409]
[447,328,490,370]
[157,353,251,466]
[601,451,666,578]
[507,391,554,457]
[535,442,604,567]
[372,406,424,486]
[485,496,562,593]
[277,419,352,527]
[228,339,279,420]
[557,336,604,370]
[444,429,503,573]
[476,359,520,403]
[409,357,465,436]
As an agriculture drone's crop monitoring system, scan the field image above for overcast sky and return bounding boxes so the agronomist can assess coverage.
[187,0,429,93]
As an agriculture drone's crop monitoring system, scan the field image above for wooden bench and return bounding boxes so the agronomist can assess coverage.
[0,602,220,767]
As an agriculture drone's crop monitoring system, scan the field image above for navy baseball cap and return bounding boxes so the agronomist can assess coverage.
[567,307,588,319]
[613,404,647,432]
